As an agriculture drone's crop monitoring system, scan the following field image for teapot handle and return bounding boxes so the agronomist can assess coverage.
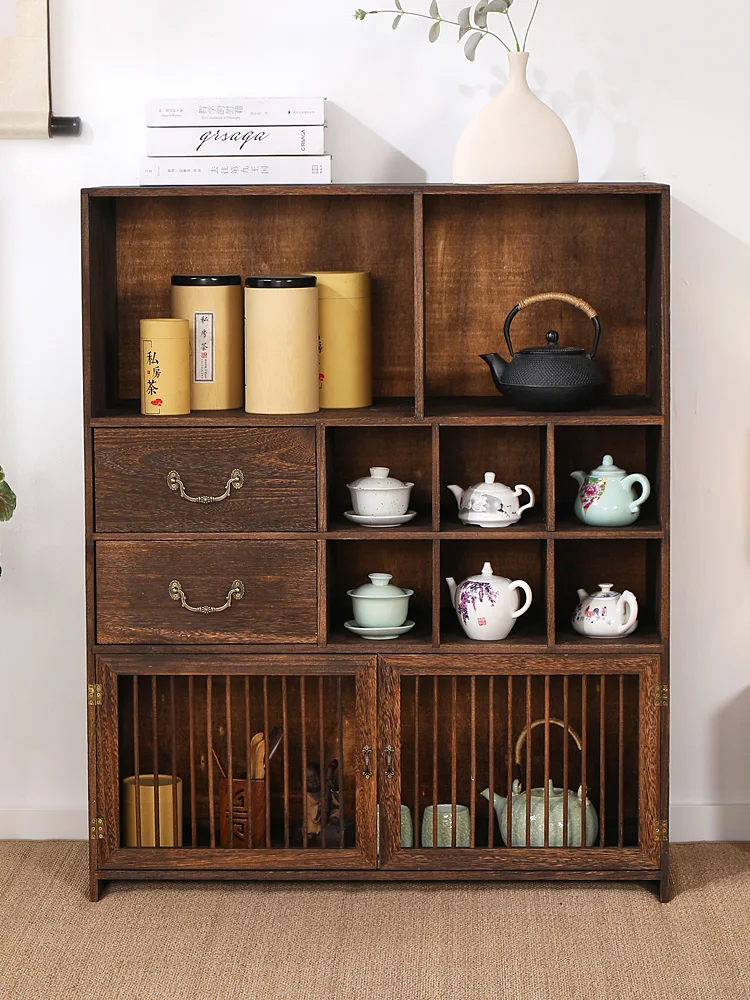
[621,473,651,514]
[513,484,535,514]
[509,580,533,619]
[514,718,583,770]
[616,590,639,635]
[504,292,602,359]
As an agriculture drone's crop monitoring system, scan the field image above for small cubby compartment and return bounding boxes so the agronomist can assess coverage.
[85,192,417,417]
[439,539,548,647]
[439,425,546,531]
[422,191,666,414]
[554,425,663,531]
[554,539,663,645]
[326,540,433,645]
[326,426,432,530]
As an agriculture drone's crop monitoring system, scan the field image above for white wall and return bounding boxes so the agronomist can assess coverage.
[0,0,748,841]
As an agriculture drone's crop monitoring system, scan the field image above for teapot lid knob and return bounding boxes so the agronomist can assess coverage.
[484,472,496,484]
[602,455,614,467]
[481,562,494,576]
[545,330,559,346]
[369,467,390,478]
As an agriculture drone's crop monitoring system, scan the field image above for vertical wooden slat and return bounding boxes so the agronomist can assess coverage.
[263,676,270,849]
[133,676,141,849]
[618,675,624,848]
[170,676,178,848]
[226,676,233,847]
[600,676,606,848]
[316,537,327,648]
[414,675,420,848]
[301,677,308,849]
[470,676,476,849]
[207,676,215,849]
[318,676,326,849]
[525,675,532,848]
[451,675,457,848]
[544,675,550,849]
[188,676,196,848]
[431,423,441,531]
[546,423,556,531]
[488,675,494,849]
[244,676,252,849]
[413,190,425,419]
[506,675,513,849]
[337,677,345,850]
[282,676,289,850]
[432,676,438,849]
[151,676,160,848]
[431,539,441,648]
[581,674,588,848]
[562,675,569,849]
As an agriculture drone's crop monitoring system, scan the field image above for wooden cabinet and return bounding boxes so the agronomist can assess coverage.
[82,183,670,901]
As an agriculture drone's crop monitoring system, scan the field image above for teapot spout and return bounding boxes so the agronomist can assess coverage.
[480,788,506,819]
[577,588,589,603]
[445,577,458,606]
[447,484,464,509]
[570,470,586,488]
[479,353,507,393]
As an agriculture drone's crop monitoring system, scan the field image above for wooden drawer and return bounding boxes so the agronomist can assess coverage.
[93,428,317,532]
[95,540,317,644]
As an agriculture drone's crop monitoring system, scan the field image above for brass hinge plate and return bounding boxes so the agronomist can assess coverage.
[88,683,102,706]
[655,819,669,843]
[90,817,104,840]
[655,684,669,707]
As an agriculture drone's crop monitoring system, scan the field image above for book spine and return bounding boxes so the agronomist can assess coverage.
[146,125,325,157]
[146,97,326,127]
[139,156,332,186]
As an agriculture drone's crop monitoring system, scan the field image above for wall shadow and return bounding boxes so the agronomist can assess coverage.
[325,103,426,183]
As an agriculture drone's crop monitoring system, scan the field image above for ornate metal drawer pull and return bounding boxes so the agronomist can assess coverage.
[384,745,395,777]
[361,746,373,780]
[168,579,244,614]
[167,468,244,505]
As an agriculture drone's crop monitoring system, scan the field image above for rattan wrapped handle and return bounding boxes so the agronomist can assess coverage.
[514,718,583,768]
[516,292,598,320]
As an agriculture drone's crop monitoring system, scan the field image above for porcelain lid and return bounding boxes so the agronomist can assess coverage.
[588,583,620,599]
[465,561,508,584]
[347,573,414,599]
[347,467,414,491]
[465,472,515,497]
[589,455,626,477]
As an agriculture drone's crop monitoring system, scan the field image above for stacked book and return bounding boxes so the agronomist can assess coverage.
[139,97,331,186]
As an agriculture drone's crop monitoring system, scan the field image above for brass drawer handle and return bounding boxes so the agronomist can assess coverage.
[384,745,395,777]
[167,468,244,504]
[361,746,373,780]
[168,578,244,614]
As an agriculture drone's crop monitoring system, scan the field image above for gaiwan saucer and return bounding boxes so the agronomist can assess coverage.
[344,510,417,527]
[344,620,416,640]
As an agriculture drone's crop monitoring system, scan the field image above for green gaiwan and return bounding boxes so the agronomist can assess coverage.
[347,573,414,629]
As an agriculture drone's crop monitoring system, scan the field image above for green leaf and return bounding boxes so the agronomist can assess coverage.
[395,0,403,7]
[0,480,16,522]
[487,0,509,11]
[472,2,488,29]
[429,19,441,41]
[429,0,440,18]
[392,13,402,27]
[464,30,484,60]
[353,9,368,20]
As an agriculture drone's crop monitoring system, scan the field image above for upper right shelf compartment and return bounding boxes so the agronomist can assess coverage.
[422,188,668,420]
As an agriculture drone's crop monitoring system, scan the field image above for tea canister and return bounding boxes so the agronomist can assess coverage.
[122,774,183,847]
[245,275,319,414]
[571,454,651,527]
[304,271,372,409]
[140,318,191,416]
[170,275,243,411]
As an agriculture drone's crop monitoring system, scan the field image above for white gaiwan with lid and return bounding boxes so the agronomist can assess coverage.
[347,467,414,517]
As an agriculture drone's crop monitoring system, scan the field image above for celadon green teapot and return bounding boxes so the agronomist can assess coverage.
[571,454,650,527]
[481,719,598,847]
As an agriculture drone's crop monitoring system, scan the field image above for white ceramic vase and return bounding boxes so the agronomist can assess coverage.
[453,51,579,184]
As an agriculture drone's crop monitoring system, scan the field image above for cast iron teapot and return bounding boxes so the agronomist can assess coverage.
[480,292,607,411]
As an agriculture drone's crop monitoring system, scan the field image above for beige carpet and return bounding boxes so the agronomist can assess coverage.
[1,843,749,1000]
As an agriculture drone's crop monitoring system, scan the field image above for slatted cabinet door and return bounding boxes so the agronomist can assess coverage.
[378,655,662,874]
[94,655,378,874]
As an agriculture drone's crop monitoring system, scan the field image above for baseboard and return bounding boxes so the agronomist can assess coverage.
[0,810,88,839]
[670,803,750,842]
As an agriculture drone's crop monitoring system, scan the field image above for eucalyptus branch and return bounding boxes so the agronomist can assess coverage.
[355,7,511,52]
[522,0,540,51]
[504,11,520,51]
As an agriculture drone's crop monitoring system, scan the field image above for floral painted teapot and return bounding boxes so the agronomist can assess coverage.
[445,561,532,641]
[447,473,535,528]
[571,455,650,527]
[481,719,598,847]
[572,583,638,638]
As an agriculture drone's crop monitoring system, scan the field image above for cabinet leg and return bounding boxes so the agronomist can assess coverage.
[89,873,101,902]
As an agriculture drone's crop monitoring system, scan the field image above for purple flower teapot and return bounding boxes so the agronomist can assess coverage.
[445,561,532,641]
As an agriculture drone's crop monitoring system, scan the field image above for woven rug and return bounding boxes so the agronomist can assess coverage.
[0,841,748,999]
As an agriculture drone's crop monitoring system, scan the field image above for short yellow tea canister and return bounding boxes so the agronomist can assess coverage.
[122,774,183,847]
[140,318,191,415]
[170,275,243,411]
[305,271,372,409]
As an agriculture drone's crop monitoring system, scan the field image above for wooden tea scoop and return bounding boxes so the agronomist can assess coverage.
[211,748,227,779]
[250,733,264,779]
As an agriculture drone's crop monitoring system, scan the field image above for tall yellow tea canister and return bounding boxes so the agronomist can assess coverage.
[140,318,191,415]
[244,275,319,414]
[305,271,372,409]
[122,774,183,847]
[170,275,243,410]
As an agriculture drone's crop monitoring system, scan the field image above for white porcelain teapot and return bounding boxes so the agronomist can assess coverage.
[445,561,532,641]
[447,473,534,527]
[572,583,638,638]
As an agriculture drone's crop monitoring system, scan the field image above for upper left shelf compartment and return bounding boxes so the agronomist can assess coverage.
[83,190,419,421]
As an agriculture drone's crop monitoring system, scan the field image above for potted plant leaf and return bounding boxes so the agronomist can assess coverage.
[0,465,16,578]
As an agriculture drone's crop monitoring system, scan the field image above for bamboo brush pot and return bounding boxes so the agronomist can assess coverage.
[304,271,372,409]
[244,275,319,414]
[140,318,191,415]
[122,774,183,847]
[170,275,244,411]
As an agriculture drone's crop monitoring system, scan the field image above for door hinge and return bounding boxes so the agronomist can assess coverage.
[90,817,104,840]
[655,819,669,843]
[88,683,102,706]
[655,684,669,707]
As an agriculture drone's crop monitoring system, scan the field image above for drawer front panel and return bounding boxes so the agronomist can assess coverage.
[94,428,317,532]
[96,540,317,644]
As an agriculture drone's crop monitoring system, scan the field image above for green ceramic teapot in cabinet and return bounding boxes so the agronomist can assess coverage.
[481,718,598,847]
[571,454,650,527]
